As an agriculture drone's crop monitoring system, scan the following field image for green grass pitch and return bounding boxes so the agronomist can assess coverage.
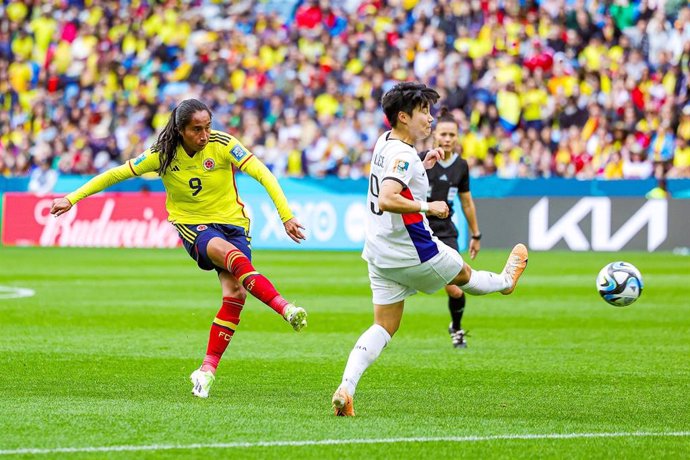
[0,247,688,459]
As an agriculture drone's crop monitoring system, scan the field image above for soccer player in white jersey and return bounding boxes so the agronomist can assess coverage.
[331,82,528,416]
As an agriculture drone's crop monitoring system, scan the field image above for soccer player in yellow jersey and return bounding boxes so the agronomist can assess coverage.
[50,99,308,399]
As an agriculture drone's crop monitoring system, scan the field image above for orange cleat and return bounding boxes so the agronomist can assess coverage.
[332,387,355,417]
[500,243,529,295]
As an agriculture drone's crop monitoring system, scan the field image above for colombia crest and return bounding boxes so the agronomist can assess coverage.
[203,158,215,171]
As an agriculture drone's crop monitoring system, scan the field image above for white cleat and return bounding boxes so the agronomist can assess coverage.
[190,369,215,398]
[283,304,308,332]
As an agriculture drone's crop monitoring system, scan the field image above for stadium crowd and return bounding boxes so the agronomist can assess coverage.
[2,0,690,184]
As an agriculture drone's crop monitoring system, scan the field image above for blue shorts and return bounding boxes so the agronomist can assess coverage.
[174,223,252,272]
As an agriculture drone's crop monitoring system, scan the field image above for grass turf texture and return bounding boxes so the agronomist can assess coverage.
[0,247,688,459]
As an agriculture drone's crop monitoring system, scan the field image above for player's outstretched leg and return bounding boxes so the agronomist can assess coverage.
[500,243,529,295]
[223,248,308,331]
[454,243,528,295]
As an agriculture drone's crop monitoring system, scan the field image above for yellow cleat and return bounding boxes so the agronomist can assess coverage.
[500,243,529,295]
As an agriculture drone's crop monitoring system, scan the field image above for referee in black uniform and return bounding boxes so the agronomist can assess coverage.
[420,107,482,348]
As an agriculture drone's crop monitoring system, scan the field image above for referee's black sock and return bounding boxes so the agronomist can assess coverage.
[449,294,466,331]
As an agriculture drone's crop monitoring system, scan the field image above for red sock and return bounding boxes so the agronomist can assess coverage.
[224,249,289,315]
[202,297,243,373]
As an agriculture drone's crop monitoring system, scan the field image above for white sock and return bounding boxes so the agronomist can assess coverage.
[340,324,391,396]
[459,269,511,295]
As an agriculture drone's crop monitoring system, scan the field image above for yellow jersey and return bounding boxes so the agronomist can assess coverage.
[66,130,293,232]
[520,89,548,122]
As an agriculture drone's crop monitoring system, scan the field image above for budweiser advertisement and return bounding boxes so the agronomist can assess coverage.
[2,193,181,247]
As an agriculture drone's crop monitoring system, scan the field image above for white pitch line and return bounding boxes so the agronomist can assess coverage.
[1,431,689,456]
[0,286,35,300]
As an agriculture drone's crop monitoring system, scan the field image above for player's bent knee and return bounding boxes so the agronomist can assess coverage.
[450,263,472,286]
[223,288,246,301]
[219,272,247,300]
[445,284,464,298]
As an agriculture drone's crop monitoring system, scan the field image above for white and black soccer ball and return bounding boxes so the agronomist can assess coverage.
[596,261,644,307]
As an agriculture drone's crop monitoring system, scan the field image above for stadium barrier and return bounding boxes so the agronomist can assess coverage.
[3,192,689,252]
[2,175,690,197]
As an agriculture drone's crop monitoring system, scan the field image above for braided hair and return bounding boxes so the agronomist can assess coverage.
[152,99,212,175]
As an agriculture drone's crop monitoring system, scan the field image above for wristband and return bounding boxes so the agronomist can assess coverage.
[418,201,429,213]
[471,233,482,241]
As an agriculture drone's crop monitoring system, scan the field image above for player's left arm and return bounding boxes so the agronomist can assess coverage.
[459,191,481,259]
[241,155,306,243]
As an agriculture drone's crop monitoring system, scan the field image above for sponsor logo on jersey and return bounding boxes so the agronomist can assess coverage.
[196,225,208,231]
[393,160,409,174]
[230,144,248,161]
[171,165,180,171]
[439,174,448,181]
[133,153,147,165]
[203,158,215,171]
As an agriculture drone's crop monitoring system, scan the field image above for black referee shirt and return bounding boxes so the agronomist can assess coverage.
[419,151,470,239]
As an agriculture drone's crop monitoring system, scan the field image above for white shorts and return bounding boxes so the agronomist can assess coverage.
[368,243,464,305]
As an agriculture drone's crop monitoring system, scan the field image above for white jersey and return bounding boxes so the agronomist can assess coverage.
[362,131,443,268]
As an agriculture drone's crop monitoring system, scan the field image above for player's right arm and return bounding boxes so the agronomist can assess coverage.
[377,150,448,218]
[379,180,449,217]
[50,150,160,216]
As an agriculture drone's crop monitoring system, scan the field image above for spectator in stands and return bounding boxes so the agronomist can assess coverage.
[28,156,58,195]
[669,137,690,178]
[650,123,676,171]
[1,0,690,184]
[624,143,654,179]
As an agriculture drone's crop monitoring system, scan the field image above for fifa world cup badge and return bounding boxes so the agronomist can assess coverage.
[393,160,409,175]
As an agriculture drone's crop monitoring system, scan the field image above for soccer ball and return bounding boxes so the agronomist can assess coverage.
[596,261,644,307]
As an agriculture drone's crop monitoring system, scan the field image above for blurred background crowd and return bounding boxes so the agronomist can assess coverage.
[2,0,690,189]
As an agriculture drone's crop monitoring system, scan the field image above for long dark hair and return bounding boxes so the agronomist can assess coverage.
[152,99,212,175]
